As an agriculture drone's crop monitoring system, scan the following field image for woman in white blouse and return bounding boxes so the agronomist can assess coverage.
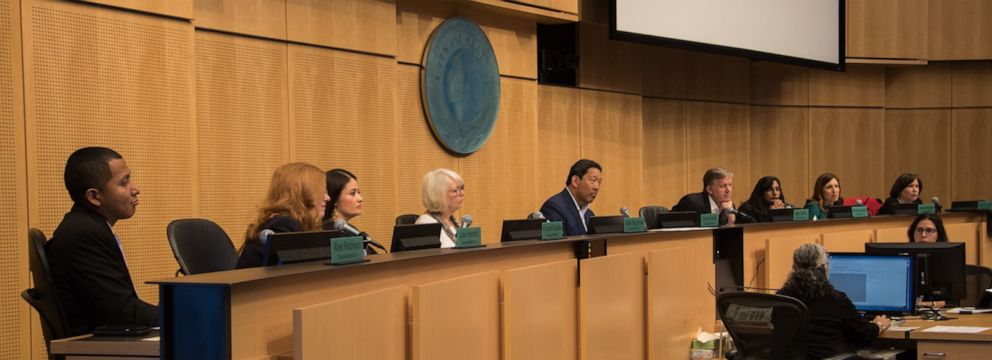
[415,168,465,248]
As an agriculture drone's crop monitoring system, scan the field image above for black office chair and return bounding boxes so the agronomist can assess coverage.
[167,219,238,275]
[22,228,70,359]
[717,292,809,360]
[395,214,419,226]
[638,205,669,230]
[963,265,992,307]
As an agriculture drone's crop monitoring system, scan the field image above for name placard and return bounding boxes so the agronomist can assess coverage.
[700,213,719,227]
[623,217,647,233]
[851,206,869,218]
[792,208,810,221]
[979,201,992,211]
[329,236,365,265]
[541,221,564,240]
[917,203,936,214]
[455,227,484,248]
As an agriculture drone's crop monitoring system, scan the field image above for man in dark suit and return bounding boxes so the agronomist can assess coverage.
[46,147,158,336]
[673,167,737,225]
[540,159,602,236]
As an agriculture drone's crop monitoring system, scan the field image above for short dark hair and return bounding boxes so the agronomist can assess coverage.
[565,159,602,186]
[64,147,123,204]
[908,213,948,242]
[702,168,732,190]
[888,173,922,199]
[324,168,357,220]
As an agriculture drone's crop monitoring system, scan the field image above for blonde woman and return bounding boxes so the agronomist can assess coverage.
[237,163,329,268]
[415,168,465,248]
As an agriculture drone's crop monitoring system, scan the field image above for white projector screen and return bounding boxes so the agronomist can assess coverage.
[612,0,844,70]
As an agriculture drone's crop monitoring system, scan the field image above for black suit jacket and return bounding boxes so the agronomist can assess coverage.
[46,205,158,336]
[236,215,303,269]
[876,197,922,215]
[776,289,880,359]
[672,192,730,225]
[540,188,594,236]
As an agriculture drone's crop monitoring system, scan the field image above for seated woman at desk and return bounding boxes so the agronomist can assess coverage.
[778,243,891,358]
[908,213,948,243]
[415,168,464,248]
[737,176,788,223]
[804,173,844,220]
[237,162,329,268]
[322,168,378,253]
[878,173,924,215]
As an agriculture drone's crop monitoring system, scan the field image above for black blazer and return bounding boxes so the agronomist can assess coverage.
[236,215,303,269]
[777,289,880,359]
[672,192,730,225]
[876,197,922,215]
[540,188,595,236]
[737,200,772,223]
[46,205,158,336]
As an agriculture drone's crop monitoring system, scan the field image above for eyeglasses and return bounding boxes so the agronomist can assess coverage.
[447,186,465,195]
[915,227,938,235]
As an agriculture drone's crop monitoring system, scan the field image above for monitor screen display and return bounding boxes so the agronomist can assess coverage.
[827,253,914,313]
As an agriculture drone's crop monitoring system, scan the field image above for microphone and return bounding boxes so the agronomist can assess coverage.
[259,229,275,245]
[332,219,386,251]
[729,208,754,221]
[528,211,546,220]
[932,197,942,213]
[784,203,794,209]
[620,207,631,218]
[855,199,863,206]
[460,215,473,228]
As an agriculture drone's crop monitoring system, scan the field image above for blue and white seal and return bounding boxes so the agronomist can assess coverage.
[421,17,500,155]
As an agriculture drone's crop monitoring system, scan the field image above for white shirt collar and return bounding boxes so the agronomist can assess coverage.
[566,187,590,231]
[708,194,720,214]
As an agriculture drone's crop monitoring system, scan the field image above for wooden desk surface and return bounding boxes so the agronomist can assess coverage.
[880,313,992,341]
[50,329,159,357]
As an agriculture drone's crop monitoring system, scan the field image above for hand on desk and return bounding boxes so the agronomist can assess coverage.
[873,315,892,332]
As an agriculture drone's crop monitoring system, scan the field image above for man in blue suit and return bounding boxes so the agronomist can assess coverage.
[540,159,602,236]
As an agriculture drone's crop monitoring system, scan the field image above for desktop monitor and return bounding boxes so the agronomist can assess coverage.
[865,242,967,301]
[263,230,346,266]
[890,203,921,216]
[390,223,443,252]
[500,219,545,242]
[827,253,915,314]
[826,205,855,219]
[588,215,626,234]
[656,211,700,229]
[769,208,799,222]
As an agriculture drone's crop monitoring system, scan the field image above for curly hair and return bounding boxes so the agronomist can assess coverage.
[778,243,835,303]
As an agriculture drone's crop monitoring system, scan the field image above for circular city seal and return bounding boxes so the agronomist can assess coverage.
[421,17,500,155]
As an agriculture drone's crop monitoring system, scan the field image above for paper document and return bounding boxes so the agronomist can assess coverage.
[921,326,991,333]
[945,307,992,314]
[887,326,918,332]
[142,336,160,341]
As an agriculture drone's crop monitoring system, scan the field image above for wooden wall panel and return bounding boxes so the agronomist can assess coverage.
[412,271,500,360]
[809,65,885,107]
[747,106,808,206]
[294,286,407,360]
[193,0,287,40]
[808,108,885,199]
[883,110,952,204]
[641,46,685,99]
[580,90,643,215]
[821,230,873,253]
[945,222,980,264]
[459,78,539,244]
[80,0,193,19]
[288,45,398,242]
[578,22,641,94]
[514,0,578,14]
[928,0,992,60]
[885,63,953,108]
[395,0,457,64]
[579,252,644,360]
[951,109,992,201]
[195,31,288,245]
[953,61,992,107]
[287,0,396,56]
[750,62,808,106]
[646,244,715,359]
[0,0,25,358]
[502,260,577,360]
[874,227,907,243]
[846,0,927,59]
[535,85,581,204]
[685,51,750,103]
[23,0,196,305]
[765,235,819,289]
[642,99,687,208]
[685,102,749,204]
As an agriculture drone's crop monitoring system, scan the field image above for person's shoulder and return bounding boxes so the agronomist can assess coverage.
[263,215,303,232]
[415,214,437,224]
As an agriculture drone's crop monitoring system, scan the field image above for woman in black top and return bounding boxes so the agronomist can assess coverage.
[777,243,891,359]
[877,173,923,215]
[737,176,788,223]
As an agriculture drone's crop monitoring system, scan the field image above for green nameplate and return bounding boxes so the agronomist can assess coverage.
[623,217,647,233]
[979,201,992,211]
[700,213,719,227]
[329,236,365,265]
[917,203,936,214]
[541,221,564,240]
[792,208,810,221]
[455,227,483,248]
[851,205,869,218]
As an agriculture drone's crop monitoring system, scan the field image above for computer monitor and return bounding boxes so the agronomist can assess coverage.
[500,219,545,242]
[826,205,855,218]
[656,211,700,229]
[890,203,921,216]
[865,242,967,301]
[390,223,443,252]
[827,253,915,314]
[769,208,799,222]
[588,215,625,234]
[263,230,346,266]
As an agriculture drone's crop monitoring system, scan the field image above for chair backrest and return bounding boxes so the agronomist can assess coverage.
[167,219,238,275]
[717,291,809,360]
[638,206,669,230]
[963,265,992,307]
[24,228,70,355]
[395,214,419,226]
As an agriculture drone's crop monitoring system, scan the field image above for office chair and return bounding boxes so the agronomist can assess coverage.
[395,214,419,226]
[22,228,70,359]
[638,205,668,230]
[167,219,238,275]
[717,292,809,360]
[963,265,992,307]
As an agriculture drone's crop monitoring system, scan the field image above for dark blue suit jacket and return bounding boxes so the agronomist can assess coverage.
[540,188,594,236]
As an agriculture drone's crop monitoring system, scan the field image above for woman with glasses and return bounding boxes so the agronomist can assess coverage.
[415,168,465,248]
[908,213,948,243]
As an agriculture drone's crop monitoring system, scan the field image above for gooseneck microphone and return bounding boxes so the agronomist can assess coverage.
[932,197,942,213]
[729,208,755,221]
[855,199,864,206]
[259,229,275,245]
[528,211,546,220]
[620,207,631,218]
[460,215,473,228]
[332,219,386,251]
